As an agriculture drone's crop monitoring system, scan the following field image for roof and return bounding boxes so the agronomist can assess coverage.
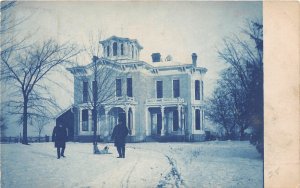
[150,61,190,68]
[55,105,74,119]
[67,57,207,75]
[99,36,143,49]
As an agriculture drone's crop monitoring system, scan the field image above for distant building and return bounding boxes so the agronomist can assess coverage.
[64,36,207,142]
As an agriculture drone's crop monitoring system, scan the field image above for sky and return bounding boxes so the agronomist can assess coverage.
[2,1,262,136]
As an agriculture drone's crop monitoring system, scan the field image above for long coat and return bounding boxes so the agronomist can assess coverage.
[52,125,68,148]
[111,124,129,147]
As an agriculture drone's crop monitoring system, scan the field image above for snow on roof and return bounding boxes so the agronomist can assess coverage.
[151,61,191,68]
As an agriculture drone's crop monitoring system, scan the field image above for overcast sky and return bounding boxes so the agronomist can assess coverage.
[3,1,262,136]
[15,1,262,89]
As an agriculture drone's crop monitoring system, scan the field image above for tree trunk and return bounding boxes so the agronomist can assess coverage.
[240,128,245,141]
[38,131,41,143]
[93,108,97,146]
[22,98,28,145]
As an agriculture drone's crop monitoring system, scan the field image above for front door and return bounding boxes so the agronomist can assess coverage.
[157,113,162,135]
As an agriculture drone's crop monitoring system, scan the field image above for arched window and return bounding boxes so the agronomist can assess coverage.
[113,42,118,56]
[121,44,124,55]
[107,47,110,57]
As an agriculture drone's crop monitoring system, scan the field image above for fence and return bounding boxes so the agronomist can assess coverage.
[0,135,52,144]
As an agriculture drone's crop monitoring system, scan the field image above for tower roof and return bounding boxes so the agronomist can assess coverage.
[99,36,143,49]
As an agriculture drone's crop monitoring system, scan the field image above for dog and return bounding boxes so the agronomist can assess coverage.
[94,145,110,154]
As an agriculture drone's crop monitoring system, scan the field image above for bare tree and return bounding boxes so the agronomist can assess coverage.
[70,32,127,152]
[207,20,263,152]
[1,1,17,34]
[30,116,50,142]
[206,76,238,139]
[1,39,79,144]
[218,20,263,140]
[0,115,8,137]
[1,1,29,55]
[86,57,125,148]
[1,1,17,49]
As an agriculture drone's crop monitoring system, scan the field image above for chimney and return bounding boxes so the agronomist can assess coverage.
[92,56,99,63]
[151,53,161,63]
[192,53,197,67]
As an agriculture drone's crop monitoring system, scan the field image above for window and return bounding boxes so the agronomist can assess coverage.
[121,44,124,55]
[156,81,163,98]
[173,110,179,131]
[195,109,200,130]
[82,109,89,131]
[195,80,200,100]
[173,80,180,98]
[116,79,122,97]
[107,47,110,57]
[127,78,133,97]
[83,81,88,103]
[113,42,118,56]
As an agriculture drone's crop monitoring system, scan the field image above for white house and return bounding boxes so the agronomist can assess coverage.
[65,36,207,142]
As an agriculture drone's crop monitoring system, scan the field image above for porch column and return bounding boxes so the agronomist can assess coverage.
[151,113,155,135]
[201,110,204,131]
[109,44,113,57]
[79,107,82,134]
[125,106,129,129]
[88,109,92,132]
[104,109,108,127]
[104,107,110,134]
[177,105,181,132]
[132,107,136,135]
[181,107,185,134]
[161,106,165,136]
[191,106,195,134]
[145,107,148,136]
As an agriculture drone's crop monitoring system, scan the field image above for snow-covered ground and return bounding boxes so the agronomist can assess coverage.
[1,141,263,188]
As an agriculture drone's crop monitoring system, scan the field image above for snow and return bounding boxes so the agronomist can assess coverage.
[1,141,263,188]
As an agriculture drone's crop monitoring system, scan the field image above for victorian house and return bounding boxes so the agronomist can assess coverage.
[63,36,207,142]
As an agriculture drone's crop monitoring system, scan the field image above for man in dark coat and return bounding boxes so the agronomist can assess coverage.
[111,119,129,158]
[52,124,68,159]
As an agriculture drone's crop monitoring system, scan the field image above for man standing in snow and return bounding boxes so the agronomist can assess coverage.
[52,123,68,159]
[111,119,129,158]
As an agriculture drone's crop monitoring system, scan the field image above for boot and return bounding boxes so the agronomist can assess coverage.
[57,148,60,159]
[61,147,65,157]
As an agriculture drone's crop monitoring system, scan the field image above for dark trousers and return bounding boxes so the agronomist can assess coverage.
[116,146,125,158]
[57,147,65,158]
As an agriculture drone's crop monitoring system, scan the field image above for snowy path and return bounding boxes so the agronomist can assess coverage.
[83,147,170,188]
[1,141,263,188]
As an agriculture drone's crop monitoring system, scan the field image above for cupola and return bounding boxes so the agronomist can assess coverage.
[100,36,143,61]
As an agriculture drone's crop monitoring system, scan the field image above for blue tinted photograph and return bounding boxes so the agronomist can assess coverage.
[1,1,263,187]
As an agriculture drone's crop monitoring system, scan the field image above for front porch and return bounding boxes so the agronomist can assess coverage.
[146,105,186,137]
[76,96,138,142]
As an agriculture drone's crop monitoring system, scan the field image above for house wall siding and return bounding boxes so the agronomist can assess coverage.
[68,37,206,142]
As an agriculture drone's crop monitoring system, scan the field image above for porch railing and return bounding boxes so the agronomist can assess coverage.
[115,96,135,102]
[146,97,185,104]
